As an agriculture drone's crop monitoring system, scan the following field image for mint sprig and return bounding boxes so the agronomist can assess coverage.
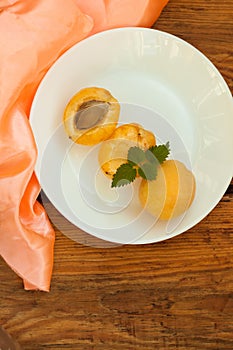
[111,142,170,188]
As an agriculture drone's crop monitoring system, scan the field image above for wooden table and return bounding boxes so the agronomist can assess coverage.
[1,0,233,349]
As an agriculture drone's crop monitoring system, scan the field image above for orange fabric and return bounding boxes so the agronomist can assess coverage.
[0,0,93,291]
[76,0,169,33]
[0,0,169,291]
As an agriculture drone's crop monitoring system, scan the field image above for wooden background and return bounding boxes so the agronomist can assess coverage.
[1,0,233,349]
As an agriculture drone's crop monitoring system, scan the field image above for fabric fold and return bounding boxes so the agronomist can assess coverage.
[0,0,93,291]
[0,0,169,291]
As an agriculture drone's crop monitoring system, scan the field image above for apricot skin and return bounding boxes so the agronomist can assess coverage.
[139,160,196,220]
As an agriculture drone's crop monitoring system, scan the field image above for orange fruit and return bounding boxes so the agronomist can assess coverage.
[98,123,156,178]
[139,160,196,220]
[63,87,120,145]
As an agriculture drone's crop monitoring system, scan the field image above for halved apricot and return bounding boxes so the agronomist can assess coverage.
[63,87,120,145]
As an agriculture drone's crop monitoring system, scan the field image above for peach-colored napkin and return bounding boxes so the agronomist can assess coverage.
[0,0,169,291]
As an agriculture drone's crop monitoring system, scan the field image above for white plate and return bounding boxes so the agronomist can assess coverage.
[30,27,233,245]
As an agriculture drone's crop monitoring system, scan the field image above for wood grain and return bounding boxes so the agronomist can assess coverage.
[1,1,233,349]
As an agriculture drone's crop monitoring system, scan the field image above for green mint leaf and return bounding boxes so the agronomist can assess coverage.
[138,162,158,180]
[127,146,146,166]
[147,142,170,164]
[111,163,137,188]
[145,148,159,164]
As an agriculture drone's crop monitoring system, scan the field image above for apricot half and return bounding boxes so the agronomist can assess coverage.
[98,123,156,178]
[139,160,196,220]
[63,87,120,145]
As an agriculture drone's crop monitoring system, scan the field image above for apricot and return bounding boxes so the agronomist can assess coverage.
[98,123,156,178]
[139,160,195,220]
[63,87,120,145]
